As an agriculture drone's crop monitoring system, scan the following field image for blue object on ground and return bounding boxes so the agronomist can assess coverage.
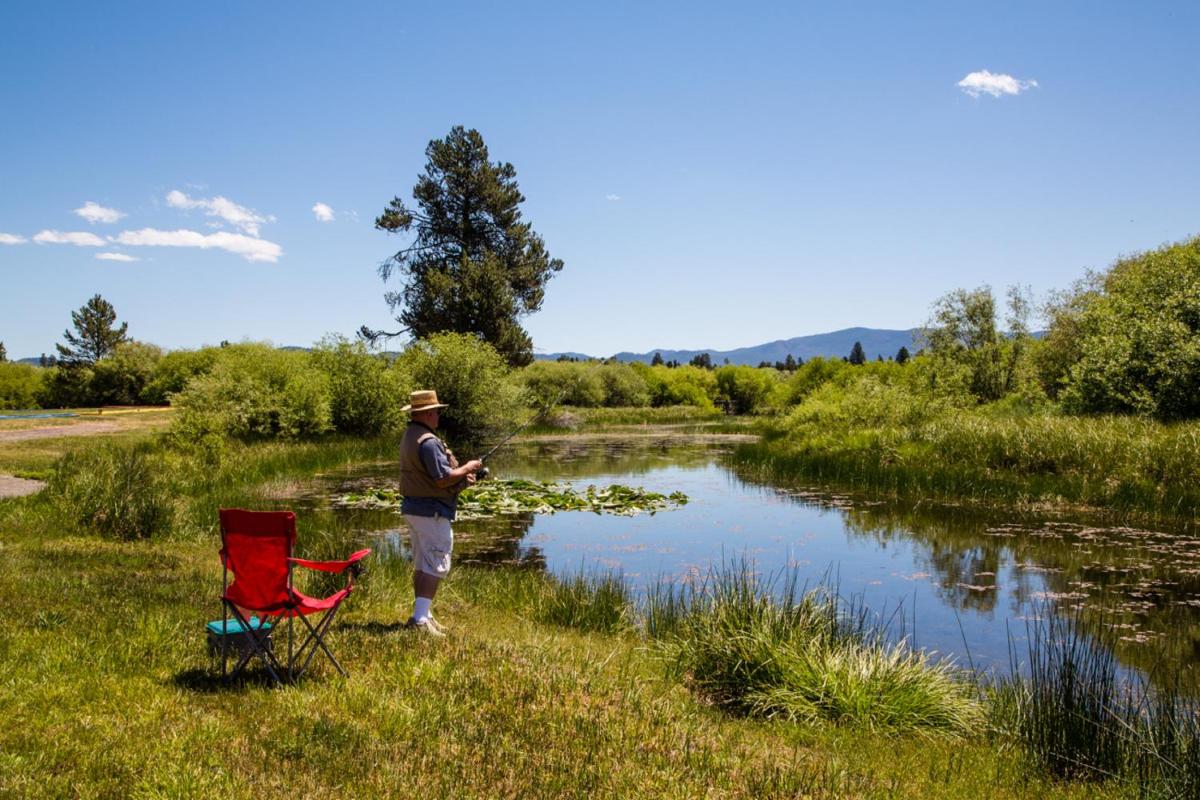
[206,616,273,636]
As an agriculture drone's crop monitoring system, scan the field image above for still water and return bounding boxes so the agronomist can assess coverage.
[301,436,1200,678]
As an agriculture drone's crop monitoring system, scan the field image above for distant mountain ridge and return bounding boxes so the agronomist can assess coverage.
[538,327,921,366]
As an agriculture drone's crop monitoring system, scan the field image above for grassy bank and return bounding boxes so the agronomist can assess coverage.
[1,426,1188,797]
[737,406,1200,526]
[0,506,1117,799]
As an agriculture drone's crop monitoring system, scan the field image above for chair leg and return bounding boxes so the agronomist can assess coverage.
[225,605,284,685]
[288,612,294,683]
[291,608,347,679]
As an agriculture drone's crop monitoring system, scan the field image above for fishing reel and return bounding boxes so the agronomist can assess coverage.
[477,466,491,480]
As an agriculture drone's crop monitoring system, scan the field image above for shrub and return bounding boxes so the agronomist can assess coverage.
[47,443,175,539]
[1060,236,1200,419]
[170,344,332,443]
[310,336,408,435]
[40,364,94,408]
[597,363,650,407]
[0,362,45,410]
[637,364,717,409]
[394,332,520,445]
[714,365,780,414]
[90,340,163,405]
[784,357,853,405]
[518,360,605,407]
[142,347,220,404]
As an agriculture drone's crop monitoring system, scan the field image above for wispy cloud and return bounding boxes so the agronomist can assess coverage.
[165,189,273,236]
[74,201,126,224]
[957,70,1038,98]
[95,252,139,262]
[312,202,335,222]
[0,233,27,245]
[605,194,621,201]
[113,228,282,263]
[33,230,106,247]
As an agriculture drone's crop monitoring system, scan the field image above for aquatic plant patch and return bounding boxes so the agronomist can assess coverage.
[336,478,688,519]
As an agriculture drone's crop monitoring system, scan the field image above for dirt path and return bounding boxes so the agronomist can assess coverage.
[0,474,45,498]
[0,421,120,442]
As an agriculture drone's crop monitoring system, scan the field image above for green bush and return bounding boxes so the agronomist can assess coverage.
[0,362,46,410]
[395,332,520,445]
[636,364,717,409]
[170,344,332,444]
[1060,236,1200,419]
[311,336,408,435]
[519,360,605,407]
[784,357,854,405]
[47,443,175,539]
[714,365,781,414]
[90,340,163,405]
[142,347,220,404]
[40,364,94,408]
[597,363,650,407]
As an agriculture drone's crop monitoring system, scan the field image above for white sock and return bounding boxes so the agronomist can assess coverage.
[413,597,432,622]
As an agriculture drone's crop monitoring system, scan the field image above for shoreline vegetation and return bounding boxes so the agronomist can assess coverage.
[736,408,1200,529]
[0,420,1196,796]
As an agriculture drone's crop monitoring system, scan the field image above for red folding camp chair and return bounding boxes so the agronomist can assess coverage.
[218,508,370,683]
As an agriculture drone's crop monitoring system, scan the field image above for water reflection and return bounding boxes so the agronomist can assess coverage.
[291,436,1200,678]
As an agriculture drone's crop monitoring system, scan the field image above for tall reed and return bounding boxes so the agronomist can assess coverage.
[993,609,1200,795]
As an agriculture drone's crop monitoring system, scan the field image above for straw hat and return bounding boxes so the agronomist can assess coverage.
[402,389,449,413]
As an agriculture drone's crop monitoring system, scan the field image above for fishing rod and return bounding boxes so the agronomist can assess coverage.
[475,391,564,480]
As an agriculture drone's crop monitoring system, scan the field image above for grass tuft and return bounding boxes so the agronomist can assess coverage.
[648,563,983,735]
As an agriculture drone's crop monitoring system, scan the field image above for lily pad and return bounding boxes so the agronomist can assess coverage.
[335,479,688,519]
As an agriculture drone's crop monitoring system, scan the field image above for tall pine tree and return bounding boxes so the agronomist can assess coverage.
[367,126,563,366]
[56,294,128,366]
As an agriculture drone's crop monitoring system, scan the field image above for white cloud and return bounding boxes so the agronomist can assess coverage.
[605,194,622,201]
[113,227,283,263]
[312,202,335,222]
[0,233,27,245]
[95,252,139,262]
[74,201,126,224]
[957,70,1038,98]
[33,229,106,246]
[166,189,273,236]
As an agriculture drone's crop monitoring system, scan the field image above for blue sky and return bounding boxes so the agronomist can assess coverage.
[2,2,1197,359]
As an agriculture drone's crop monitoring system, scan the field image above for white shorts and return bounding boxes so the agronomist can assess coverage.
[404,513,454,578]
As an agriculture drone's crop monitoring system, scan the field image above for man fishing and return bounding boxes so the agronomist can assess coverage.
[399,389,482,636]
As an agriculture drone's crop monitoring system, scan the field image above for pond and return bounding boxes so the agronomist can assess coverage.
[295,434,1200,679]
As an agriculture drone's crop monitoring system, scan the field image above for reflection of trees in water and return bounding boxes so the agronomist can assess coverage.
[729,461,1200,676]
[455,512,546,570]
[489,439,726,481]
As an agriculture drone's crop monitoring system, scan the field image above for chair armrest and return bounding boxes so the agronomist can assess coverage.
[288,548,371,574]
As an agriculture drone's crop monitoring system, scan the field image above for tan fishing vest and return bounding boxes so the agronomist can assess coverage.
[399,423,460,498]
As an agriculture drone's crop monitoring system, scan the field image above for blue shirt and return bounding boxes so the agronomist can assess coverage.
[401,432,458,520]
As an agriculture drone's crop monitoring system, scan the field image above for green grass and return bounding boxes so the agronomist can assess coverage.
[990,611,1200,796]
[0,408,174,479]
[532,404,728,431]
[737,406,1200,525]
[0,426,1139,798]
[0,511,1119,799]
[646,564,983,734]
